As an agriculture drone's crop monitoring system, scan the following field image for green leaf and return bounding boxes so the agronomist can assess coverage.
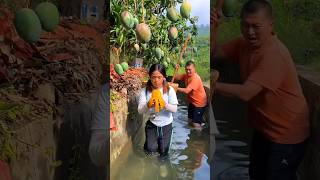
[7,110,17,120]
[51,160,62,168]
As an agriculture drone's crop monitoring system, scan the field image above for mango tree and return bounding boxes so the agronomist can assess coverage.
[110,0,198,67]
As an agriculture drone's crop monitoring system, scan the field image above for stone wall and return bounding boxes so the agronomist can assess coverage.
[53,90,106,180]
[9,118,56,180]
[110,95,129,179]
[5,84,56,180]
[110,93,145,180]
[296,65,320,180]
[3,88,107,180]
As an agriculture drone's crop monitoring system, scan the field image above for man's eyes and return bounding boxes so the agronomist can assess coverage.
[242,24,263,29]
[254,25,263,28]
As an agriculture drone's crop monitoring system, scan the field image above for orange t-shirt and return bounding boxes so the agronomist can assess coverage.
[221,36,310,144]
[182,73,207,107]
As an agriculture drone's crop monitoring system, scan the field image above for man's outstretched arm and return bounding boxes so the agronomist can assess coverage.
[215,80,263,101]
[177,87,192,94]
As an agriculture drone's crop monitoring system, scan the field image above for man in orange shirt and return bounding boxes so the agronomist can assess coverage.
[211,0,309,180]
[173,61,207,129]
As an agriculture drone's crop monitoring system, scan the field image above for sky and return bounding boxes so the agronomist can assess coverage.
[180,0,210,26]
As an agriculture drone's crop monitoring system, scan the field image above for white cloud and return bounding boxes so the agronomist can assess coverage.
[187,0,210,25]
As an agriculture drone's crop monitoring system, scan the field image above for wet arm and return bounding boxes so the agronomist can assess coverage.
[177,87,192,94]
[177,76,197,94]
[215,80,263,101]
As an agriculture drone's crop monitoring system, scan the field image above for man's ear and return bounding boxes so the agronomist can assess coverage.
[270,16,275,26]
[271,20,274,27]
[269,19,274,34]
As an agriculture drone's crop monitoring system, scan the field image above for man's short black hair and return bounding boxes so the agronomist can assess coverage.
[185,60,195,67]
[241,0,273,19]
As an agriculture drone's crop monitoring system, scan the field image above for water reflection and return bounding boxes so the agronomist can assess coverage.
[113,94,251,180]
[113,100,212,180]
[211,118,250,180]
[174,130,209,179]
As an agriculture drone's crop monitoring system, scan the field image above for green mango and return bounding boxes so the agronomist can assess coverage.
[35,2,59,32]
[120,11,134,29]
[155,48,163,59]
[115,64,124,75]
[14,8,42,43]
[121,62,129,71]
[167,7,179,22]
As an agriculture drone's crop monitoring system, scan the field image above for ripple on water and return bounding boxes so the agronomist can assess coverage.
[216,166,249,180]
[216,120,228,124]
[114,102,212,180]
[215,134,229,139]
[224,152,248,159]
[177,155,188,161]
[223,140,247,147]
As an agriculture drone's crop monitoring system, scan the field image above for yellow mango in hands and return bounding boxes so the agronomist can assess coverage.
[148,89,166,112]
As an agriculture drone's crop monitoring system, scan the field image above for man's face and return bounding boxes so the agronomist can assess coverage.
[185,64,195,77]
[241,10,273,49]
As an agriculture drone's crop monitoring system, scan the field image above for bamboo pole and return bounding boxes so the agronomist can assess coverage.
[209,0,224,102]
[170,33,191,83]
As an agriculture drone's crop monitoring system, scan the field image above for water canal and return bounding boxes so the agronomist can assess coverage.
[112,92,252,180]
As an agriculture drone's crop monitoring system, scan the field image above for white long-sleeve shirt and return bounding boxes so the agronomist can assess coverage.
[138,86,178,127]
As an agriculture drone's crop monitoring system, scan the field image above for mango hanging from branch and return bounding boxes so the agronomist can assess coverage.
[136,23,152,43]
[132,17,139,27]
[120,11,134,29]
[155,48,163,59]
[168,26,178,40]
[180,0,192,19]
[167,7,179,22]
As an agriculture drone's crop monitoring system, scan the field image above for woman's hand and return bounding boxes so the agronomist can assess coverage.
[147,98,155,108]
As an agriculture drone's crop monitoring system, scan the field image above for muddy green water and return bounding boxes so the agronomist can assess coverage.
[113,95,250,180]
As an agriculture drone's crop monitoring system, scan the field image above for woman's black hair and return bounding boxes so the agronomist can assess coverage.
[146,63,168,93]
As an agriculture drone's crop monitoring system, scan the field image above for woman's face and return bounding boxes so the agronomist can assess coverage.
[150,70,165,89]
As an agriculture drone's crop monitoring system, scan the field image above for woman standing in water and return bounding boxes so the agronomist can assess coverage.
[138,63,178,161]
